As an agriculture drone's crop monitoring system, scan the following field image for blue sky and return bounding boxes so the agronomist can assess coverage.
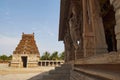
[0,0,64,56]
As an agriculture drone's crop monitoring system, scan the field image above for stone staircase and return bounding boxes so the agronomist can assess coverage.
[41,63,120,80]
[70,70,104,80]
[70,70,83,80]
[42,64,72,80]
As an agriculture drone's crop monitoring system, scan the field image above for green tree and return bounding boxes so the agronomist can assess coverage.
[50,51,59,60]
[59,51,64,60]
[0,54,8,61]
[40,51,50,60]
[8,55,12,60]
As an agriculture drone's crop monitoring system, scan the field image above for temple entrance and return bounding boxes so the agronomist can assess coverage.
[99,0,117,52]
[21,56,27,68]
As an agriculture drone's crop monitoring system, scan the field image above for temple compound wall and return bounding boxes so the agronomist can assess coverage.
[38,60,64,67]
[11,33,40,68]
[59,0,120,80]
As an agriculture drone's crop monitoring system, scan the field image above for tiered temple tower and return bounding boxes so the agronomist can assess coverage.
[11,33,40,68]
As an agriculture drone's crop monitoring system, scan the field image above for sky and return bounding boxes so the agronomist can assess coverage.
[0,0,64,56]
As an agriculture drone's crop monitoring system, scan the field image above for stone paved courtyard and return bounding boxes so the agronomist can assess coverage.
[0,63,54,80]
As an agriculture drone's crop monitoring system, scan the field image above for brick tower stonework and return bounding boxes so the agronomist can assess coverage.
[11,33,40,68]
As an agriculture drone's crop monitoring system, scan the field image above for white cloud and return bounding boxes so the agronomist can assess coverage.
[48,31,55,36]
[0,35,20,55]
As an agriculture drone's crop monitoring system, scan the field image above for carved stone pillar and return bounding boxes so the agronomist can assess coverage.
[110,0,120,51]
[40,62,42,66]
[82,0,107,57]
[41,62,43,66]
[48,62,50,66]
[64,32,75,62]
[91,0,108,54]
[68,1,83,59]
[64,42,67,62]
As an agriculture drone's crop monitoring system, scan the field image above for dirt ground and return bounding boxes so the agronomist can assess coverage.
[0,63,54,80]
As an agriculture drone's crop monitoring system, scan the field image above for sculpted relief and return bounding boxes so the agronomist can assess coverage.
[69,1,82,50]
[64,0,90,60]
[64,25,75,62]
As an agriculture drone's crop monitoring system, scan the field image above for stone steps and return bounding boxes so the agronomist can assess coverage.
[49,69,70,74]
[70,71,83,80]
[72,67,117,80]
[42,64,72,80]
[55,65,72,70]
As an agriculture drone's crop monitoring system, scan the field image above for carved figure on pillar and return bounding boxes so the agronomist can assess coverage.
[68,1,83,59]
[64,28,75,62]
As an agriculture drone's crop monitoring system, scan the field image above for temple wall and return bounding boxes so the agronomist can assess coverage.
[38,60,64,67]
[58,0,120,80]
[11,54,39,68]
[110,0,120,51]
[61,0,120,62]
[10,33,40,68]
[10,62,20,67]
[11,59,64,68]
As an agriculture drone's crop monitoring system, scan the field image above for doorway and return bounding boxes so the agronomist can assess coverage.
[99,0,117,52]
[21,56,27,68]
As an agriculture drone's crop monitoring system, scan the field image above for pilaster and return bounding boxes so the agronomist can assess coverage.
[82,0,107,57]
[111,0,120,51]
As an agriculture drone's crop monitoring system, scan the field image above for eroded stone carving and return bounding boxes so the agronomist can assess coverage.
[68,1,83,59]
[69,1,82,49]
[64,26,75,62]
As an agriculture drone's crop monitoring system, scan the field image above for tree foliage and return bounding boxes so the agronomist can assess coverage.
[0,54,12,63]
[50,51,59,60]
[40,51,64,60]
[8,55,12,60]
[59,52,64,60]
[0,55,8,61]
[40,51,50,60]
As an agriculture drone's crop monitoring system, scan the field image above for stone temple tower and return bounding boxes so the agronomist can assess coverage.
[11,33,40,68]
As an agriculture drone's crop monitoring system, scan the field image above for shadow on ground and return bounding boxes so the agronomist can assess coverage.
[28,71,48,80]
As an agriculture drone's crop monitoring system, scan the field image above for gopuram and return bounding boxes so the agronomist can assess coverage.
[11,33,40,68]
[41,0,120,80]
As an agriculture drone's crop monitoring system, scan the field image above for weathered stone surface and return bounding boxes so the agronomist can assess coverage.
[41,64,71,80]
[111,0,120,51]
[11,33,40,68]
[58,0,120,80]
